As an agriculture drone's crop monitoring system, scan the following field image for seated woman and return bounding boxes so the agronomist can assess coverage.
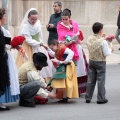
[57,9,88,95]
[43,40,79,103]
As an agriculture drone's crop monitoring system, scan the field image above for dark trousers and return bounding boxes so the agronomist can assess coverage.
[85,60,106,102]
[115,29,120,44]
[20,81,41,102]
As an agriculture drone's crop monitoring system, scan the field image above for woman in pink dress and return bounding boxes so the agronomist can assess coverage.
[57,9,88,95]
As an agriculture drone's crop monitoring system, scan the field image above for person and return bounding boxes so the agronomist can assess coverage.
[0,8,19,111]
[115,5,120,50]
[16,8,53,80]
[57,9,88,95]
[85,22,112,104]
[43,40,79,102]
[18,52,56,107]
[46,1,62,44]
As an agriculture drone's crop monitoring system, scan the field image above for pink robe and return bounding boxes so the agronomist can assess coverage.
[57,20,80,61]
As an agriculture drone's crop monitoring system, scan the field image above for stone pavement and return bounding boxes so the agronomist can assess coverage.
[0,64,120,120]
[82,43,120,65]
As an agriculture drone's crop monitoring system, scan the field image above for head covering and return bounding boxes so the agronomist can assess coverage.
[19,8,43,42]
[20,8,40,30]
[33,52,48,67]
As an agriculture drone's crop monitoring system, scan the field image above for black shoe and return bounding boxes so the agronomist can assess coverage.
[86,100,91,103]
[34,99,39,105]
[97,99,108,104]
[119,48,120,50]
[0,107,10,111]
[58,98,68,103]
[19,100,36,107]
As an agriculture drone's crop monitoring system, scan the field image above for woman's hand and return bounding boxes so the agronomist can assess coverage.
[41,44,48,50]
[65,41,73,46]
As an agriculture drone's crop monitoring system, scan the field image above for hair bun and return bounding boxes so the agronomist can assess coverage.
[63,8,71,16]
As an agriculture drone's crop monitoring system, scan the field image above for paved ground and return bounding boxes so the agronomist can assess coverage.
[0,64,120,120]
[0,43,120,120]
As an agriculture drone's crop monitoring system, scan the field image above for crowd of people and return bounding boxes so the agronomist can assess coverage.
[0,1,119,111]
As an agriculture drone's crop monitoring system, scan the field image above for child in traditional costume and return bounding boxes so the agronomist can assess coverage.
[85,22,112,104]
[57,9,88,95]
[43,40,79,103]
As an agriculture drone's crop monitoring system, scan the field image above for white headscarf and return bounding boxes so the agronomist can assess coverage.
[19,8,43,42]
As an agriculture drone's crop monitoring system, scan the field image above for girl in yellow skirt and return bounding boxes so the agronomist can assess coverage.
[43,40,79,103]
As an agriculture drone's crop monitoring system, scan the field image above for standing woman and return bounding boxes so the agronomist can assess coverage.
[0,8,19,111]
[16,8,53,80]
[57,9,88,95]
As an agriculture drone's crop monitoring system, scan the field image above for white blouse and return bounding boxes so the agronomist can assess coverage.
[101,40,112,57]
[47,47,74,63]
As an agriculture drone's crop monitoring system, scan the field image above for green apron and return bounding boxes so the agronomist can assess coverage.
[32,33,39,42]
[47,64,66,86]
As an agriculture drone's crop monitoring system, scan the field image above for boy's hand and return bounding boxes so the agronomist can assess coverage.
[101,33,106,38]
[111,47,114,51]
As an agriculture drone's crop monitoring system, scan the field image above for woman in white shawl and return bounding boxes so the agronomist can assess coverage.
[16,8,53,79]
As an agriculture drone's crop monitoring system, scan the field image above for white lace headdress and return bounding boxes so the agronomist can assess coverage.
[19,8,43,41]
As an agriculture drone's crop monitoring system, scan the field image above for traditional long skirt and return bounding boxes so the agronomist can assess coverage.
[51,61,79,99]
[77,49,88,94]
[0,86,19,103]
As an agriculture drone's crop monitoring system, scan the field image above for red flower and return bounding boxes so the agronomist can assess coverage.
[78,30,84,41]
[10,36,25,48]
[106,35,115,41]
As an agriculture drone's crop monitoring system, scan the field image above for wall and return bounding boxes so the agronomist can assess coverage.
[5,0,120,43]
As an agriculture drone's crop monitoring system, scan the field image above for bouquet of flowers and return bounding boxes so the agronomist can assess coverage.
[78,30,84,41]
[65,35,78,43]
[65,30,84,43]
[105,35,115,47]
[10,36,28,60]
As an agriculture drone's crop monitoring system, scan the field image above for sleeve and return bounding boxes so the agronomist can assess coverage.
[27,71,47,88]
[47,48,55,57]
[20,25,42,46]
[64,48,74,62]
[49,25,57,31]
[101,40,112,57]
[47,15,52,31]
[22,34,42,47]
[48,15,57,31]
[117,12,120,28]
[48,15,52,24]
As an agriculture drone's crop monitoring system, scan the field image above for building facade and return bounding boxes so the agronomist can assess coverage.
[0,0,119,43]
